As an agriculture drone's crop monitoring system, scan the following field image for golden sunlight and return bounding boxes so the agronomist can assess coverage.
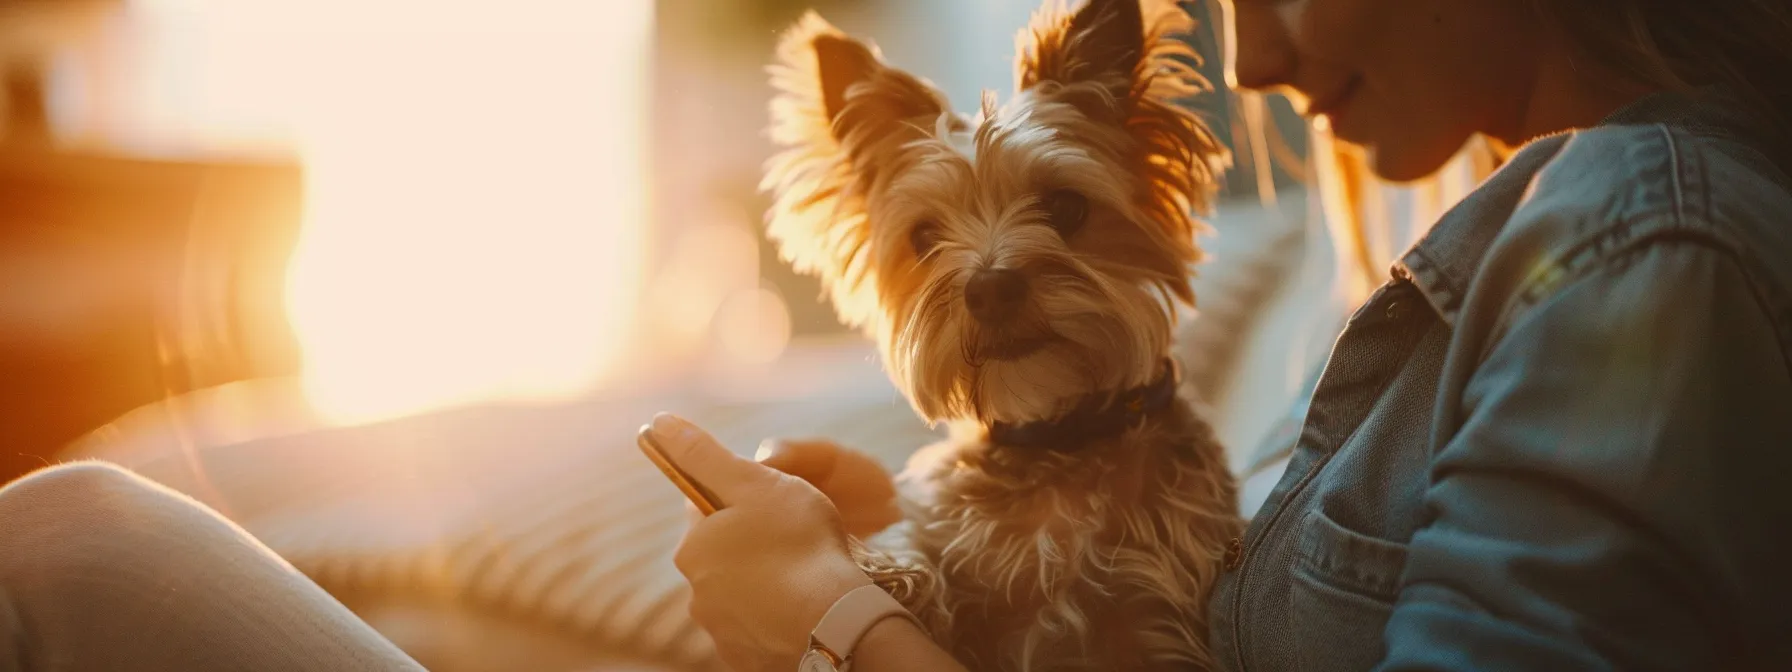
[131,0,654,424]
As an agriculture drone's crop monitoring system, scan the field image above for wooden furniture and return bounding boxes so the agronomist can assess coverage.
[0,146,304,477]
[0,0,305,480]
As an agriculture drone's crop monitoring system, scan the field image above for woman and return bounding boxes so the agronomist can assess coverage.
[663,0,1792,670]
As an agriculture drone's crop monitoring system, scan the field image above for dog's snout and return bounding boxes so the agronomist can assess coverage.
[964,268,1028,324]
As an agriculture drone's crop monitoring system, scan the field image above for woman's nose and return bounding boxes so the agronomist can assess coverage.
[1227,2,1298,91]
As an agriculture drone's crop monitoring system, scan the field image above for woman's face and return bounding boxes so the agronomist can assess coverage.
[1224,0,1542,181]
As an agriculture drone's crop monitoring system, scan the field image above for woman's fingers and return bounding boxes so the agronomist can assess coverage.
[758,438,900,535]
[759,439,895,495]
[674,507,751,579]
[756,438,842,483]
[664,418,876,670]
[839,500,905,538]
[647,413,782,505]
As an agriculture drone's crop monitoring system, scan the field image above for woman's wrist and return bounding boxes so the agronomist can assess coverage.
[795,552,875,642]
[787,551,968,671]
[849,614,968,672]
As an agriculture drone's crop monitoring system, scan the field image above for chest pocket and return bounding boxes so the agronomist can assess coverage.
[1289,508,1409,672]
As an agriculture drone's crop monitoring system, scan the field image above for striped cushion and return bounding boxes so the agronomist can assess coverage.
[68,373,939,671]
[66,198,1306,671]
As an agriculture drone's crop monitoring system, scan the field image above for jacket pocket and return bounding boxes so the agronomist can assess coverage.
[1289,509,1409,672]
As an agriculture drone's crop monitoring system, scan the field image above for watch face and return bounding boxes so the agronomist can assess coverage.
[800,649,838,672]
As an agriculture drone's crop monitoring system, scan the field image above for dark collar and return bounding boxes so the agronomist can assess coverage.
[1394,86,1763,327]
[987,360,1181,451]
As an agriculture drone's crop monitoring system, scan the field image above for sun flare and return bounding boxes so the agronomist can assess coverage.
[124,0,655,424]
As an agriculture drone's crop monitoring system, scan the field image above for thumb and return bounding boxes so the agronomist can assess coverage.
[646,413,781,505]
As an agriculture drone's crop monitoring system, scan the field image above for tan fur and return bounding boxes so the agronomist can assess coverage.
[762,1,1240,669]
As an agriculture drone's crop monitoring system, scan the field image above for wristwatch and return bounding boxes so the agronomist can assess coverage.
[799,585,921,672]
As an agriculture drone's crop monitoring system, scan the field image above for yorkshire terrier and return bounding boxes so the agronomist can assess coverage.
[761,0,1241,668]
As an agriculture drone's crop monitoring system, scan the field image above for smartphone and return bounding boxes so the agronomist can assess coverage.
[636,424,727,515]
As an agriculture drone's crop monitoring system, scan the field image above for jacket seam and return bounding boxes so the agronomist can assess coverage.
[1669,125,1792,367]
[1483,233,1792,377]
[1485,210,1677,348]
[1659,124,1686,225]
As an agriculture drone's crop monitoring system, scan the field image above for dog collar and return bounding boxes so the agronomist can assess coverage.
[987,359,1181,451]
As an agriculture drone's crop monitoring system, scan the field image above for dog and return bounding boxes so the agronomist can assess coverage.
[760,0,1241,668]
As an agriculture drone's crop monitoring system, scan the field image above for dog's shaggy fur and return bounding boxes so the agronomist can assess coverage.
[761,0,1241,668]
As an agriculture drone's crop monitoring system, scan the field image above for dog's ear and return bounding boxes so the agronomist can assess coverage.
[1016,0,1228,306]
[808,35,902,139]
[1018,0,1146,97]
[762,12,952,328]
[773,13,945,152]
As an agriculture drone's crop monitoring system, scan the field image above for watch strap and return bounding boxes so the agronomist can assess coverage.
[811,585,920,664]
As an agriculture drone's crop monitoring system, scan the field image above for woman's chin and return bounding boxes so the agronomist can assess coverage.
[1361,136,1473,184]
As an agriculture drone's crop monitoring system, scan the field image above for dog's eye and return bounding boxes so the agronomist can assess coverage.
[910,221,942,258]
[1042,190,1088,237]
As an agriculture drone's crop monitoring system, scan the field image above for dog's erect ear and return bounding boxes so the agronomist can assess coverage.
[1017,0,1149,97]
[768,12,949,175]
[762,13,952,329]
[811,35,881,130]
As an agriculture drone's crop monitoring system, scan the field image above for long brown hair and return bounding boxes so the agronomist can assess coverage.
[1536,0,1792,156]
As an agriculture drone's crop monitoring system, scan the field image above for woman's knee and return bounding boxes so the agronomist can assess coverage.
[0,461,237,597]
[3,459,155,503]
[0,461,183,540]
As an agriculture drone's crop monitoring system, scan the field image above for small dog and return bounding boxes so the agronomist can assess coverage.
[761,0,1241,668]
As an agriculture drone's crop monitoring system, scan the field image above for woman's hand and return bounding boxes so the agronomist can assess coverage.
[755,439,903,539]
[651,414,872,672]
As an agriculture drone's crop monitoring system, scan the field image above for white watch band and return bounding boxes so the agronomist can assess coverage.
[809,585,920,668]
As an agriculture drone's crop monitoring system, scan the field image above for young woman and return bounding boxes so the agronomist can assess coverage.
[663,0,1792,670]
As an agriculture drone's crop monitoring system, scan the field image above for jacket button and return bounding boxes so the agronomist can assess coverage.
[1223,536,1243,571]
[1385,300,1406,320]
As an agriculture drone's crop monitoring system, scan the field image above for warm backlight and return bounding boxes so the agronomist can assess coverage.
[126,0,653,424]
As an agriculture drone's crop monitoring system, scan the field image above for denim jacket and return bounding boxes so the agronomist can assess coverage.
[1205,90,1792,672]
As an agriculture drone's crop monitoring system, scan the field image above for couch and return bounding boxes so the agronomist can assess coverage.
[63,195,1318,671]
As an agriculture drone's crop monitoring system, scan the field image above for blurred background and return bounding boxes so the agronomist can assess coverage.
[1,0,1315,463]
[0,0,1369,669]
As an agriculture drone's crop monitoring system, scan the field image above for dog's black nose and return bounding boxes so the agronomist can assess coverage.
[964,268,1028,324]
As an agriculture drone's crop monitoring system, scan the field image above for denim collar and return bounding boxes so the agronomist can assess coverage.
[1391,87,1757,327]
